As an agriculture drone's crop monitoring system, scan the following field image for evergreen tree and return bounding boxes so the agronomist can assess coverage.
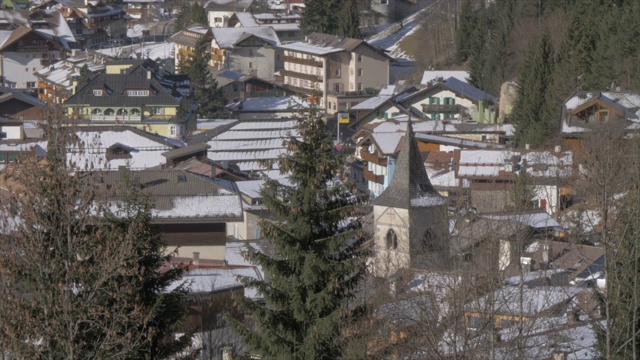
[230,96,367,360]
[78,63,91,85]
[186,39,227,119]
[455,0,475,63]
[175,1,207,31]
[336,0,361,39]
[467,4,488,89]
[100,171,194,359]
[0,116,192,359]
[300,0,341,35]
[511,33,555,148]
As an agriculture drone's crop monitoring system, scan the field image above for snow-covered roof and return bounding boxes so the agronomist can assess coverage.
[67,128,183,170]
[465,286,584,317]
[370,117,514,135]
[205,119,299,172]
[421,70,470,85]
[369,132,404,155]
[167,266,262,298]
[479,211,561,229]
[562,91,640,134]
[350,95,392,111]
[227,95,308,112]
[457,149,573,180]
[95,42,174,61]
[279,41,343,56]
[233,11,258,26]
[35,56,104,89]
[212,26,280,48]
[415,133,505,149]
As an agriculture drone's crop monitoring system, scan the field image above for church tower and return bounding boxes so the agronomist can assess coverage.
[371,119,449,278]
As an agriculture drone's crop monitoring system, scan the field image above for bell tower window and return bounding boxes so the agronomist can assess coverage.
[386,229,398,250]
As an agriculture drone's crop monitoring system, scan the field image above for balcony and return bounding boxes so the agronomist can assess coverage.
[16,46,49,53]
[360,149,387,166]
[40,59,60,66]
[326,88,378,97]
[281,69,322,82]
[90,114,142,123]
[279,54,323,68]
[363,168,384,185]
[422,104,462,113]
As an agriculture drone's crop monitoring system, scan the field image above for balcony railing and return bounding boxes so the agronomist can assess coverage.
[422,104,462,113]
[279,54,323,68]
[90,114,142,122]
[281,69,322,82]
[40,59,60,66]
[326,88,377,97]
[363,168,384,185]
[360,150,387,166]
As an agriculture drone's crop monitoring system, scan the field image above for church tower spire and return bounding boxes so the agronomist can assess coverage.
[372,117,443,209]
[371,118,450,278]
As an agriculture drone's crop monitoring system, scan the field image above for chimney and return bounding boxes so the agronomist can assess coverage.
[193,252,200,266]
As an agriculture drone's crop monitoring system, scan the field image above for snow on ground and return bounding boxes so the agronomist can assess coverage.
[366,4,432,60]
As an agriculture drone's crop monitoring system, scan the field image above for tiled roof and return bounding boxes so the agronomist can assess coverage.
[306,32,364,52]
[64,59,184,108]
[97,169,243,222]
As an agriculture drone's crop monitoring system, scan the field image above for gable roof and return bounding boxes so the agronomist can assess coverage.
[569,92,632,119]
[372,118,446,209]
[404,77,497,104]
[168,23,212,47]
[64,60,184,108]
[421,70,470,85]
[211,26,280,49]
[306,32,364,51]
[98,169,243,223]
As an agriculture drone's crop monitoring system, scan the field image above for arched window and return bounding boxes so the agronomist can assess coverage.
[130,108,140,115]
[104,108,114,115]
[116,108,128,115]
[91,108,102,115]
[386,229,398,250]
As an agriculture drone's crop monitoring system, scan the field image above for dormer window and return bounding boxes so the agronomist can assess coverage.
[106,143,133,161]
[127,90,149,96]
[93,89,103,96]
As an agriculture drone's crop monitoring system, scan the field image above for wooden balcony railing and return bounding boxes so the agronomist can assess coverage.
[360,149,387,166]
[363,168,384,185]
[421,104,462,113]
[279,54,323,67]
[281,69,322,82]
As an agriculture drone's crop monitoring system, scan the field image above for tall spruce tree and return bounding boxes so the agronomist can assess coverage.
[175,1,207,31]
[300,0,341,35]
[511,33,555,148]
[336,0,361,39]
[455,0,475,63]
[186,39,226,119]
[230,96,367,360]
[0,116,192,359]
